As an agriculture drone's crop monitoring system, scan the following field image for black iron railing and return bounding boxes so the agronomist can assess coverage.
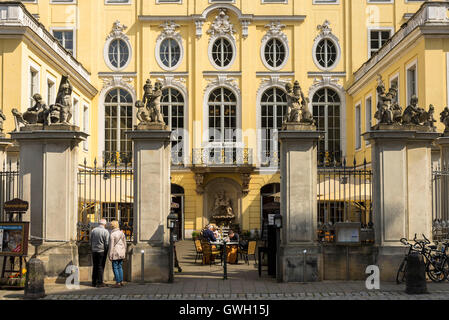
[317,158,373,244]
[432,165,449,241]
[77,158,134,242]
[0,161,20,221]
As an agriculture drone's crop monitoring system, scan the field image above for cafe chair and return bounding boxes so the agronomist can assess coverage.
[194,239,203,264]
[201,240,221,265]
[239,240,257,265]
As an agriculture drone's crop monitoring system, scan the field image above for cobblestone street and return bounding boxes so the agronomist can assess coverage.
[1,241,449,300]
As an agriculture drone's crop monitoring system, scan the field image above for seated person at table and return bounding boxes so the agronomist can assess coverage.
[225,230,239,242]
[203,225,217,242]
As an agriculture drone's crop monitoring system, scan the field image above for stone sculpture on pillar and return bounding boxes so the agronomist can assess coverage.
[11,75,75,131]
[135,79,167,130]
[373,76,436,131]
[440,107,449,136]
[0,109,6,137]
[283,80,316,130]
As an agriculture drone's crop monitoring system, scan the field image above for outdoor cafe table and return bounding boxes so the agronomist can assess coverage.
[209,240,239,280]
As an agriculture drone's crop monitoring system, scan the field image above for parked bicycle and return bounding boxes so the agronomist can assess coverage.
[396,234,449,284]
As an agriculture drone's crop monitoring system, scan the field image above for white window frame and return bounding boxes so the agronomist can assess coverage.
[156,0,182,3]
[72,95,80,127]
[262,0,288,3]
[389,72,400,105]
[312,31,341,71]
[51,27,76,58]
[406,59,418,106]
[50,0,77,3]
[355,102,362,151]
[260,36,289,71]
[365,95,372,146]
[83,104,89,151]
[104,37,132,71]
[156,37,183,71]
[313,0,339,4]
[28,61,40,109]
[105,0,131,4]
[367,27,393,58]
[208,35,237,71]
[46,73,57,106]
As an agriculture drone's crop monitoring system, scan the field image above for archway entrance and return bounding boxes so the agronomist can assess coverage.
[171,184,184,240]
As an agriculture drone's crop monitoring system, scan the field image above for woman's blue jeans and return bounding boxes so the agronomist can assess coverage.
[112,259,124,283]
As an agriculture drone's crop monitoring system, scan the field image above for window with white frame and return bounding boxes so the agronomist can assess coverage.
[73,96,79,126]
[312,88,341,162]
[355,104,361,150]
[83,105,89,151]
[390,75,399,104]
[365,96,372,145]
[369,29,391,57]
[53,29,74,56]
[407,63,417,106]
[51,0,76,3]
[29,67,39,108]
[106,0,130,3]
[208,87,237,143]
[315,38,338,69]
[108,39,130,70]
[104,88,133,160]
[260,87,288,164]
[159,38,181,69]
[47,77,56,106]
[263,38,287,69]
[161,87,185,164]
[210,37,234,69]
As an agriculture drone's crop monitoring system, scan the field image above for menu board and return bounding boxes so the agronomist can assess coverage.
[335,222,361,245]
[0,223,29,256]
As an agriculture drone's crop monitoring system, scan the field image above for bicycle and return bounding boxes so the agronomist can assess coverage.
[397,234,449,284]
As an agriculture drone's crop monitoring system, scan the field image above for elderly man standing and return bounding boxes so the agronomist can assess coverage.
[90,219,110,287]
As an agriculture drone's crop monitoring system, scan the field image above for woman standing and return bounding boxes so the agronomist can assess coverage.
[109,220,127,288]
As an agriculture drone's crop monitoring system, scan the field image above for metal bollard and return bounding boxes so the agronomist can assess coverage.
[405,252,427,294]
[303,250,307,282]
[140,250,145,285]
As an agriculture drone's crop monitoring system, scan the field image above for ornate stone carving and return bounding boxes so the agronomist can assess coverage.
[210,190,235,226]
[106,20,129,42]
[12,76,74,129]
[284,80,315,126]
[241,173,251,196]
[194,173,205,195]
[135,79,166,130]
[317,20,332,37]
[207,9,236,41]
[195,20,205,39]
[241,19,251,39]
[440,107,449,136]
[374,75,436,131]
[262,21,287,44]
[158,21,182,42]
[0,109,6,136]
[205,75,240,97]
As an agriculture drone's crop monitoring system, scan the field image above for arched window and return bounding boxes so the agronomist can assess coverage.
[104,88,133,163]
[315,38,337,70]
[260,87,288,165]
[161,87,185,164]
[108,39,130,70]
[211,37,234,69]
[263,38,287,70]
[312,88,341,162]
[159,38,181,69]
[208,87,237,143]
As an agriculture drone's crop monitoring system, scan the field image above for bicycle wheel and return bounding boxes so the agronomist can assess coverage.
[396,258,407,284]
[427,255,446,283]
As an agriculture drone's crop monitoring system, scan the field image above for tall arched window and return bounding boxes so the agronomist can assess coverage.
[208,87,237,143]
[161,87,185,165]
[312,88,341,163]
[104,88,133,164]
[260,87,288,165]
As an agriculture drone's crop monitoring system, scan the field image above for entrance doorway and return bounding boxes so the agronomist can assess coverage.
[171,184,184,241]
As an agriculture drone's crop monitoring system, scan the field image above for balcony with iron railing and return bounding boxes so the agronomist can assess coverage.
[192,147,253,167]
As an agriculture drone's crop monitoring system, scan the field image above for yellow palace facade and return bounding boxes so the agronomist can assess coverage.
[0,0,442,239]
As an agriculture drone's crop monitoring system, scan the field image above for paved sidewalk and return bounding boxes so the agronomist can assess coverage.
[1,241,449,300]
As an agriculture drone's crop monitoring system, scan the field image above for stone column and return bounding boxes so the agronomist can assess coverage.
[278,125,322,282]
[436,136,449,222]
[10,126,87,277]
[126,128,171,282]
[364,128,439,280]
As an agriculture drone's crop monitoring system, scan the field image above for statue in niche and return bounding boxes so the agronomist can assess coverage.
[211,190,235,220]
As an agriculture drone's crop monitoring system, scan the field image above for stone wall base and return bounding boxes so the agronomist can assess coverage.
[128,243,170,283]
[280,244,321,282]
[35,243,78,280]
[280,245,407,282]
